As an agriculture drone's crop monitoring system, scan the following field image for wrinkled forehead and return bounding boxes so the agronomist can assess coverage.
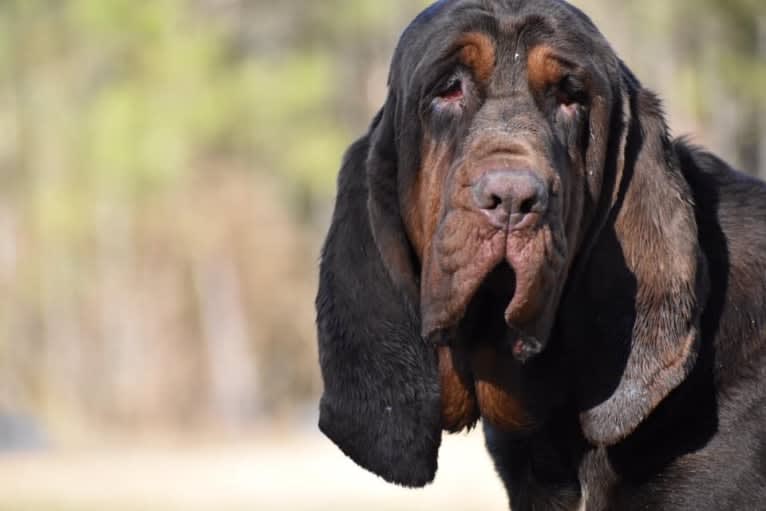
[392,0,610,87]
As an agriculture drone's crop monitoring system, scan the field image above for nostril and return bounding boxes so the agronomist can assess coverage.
[488,194,503,210]
[473,169,549,227]
[518,197,537,215]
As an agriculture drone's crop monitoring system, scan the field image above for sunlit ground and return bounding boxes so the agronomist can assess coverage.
[0,427,507,511]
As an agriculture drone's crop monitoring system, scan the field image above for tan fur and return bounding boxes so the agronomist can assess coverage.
[472,345,530,430]
[578,90,705,446]
[438,347,480,432]
[527,45,565,92]
[402,139,451,258]
[457,32,496,83]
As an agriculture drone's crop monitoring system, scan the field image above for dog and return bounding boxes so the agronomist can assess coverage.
[316,1,766,509]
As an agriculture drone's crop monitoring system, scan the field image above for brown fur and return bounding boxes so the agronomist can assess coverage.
[403,138,452,258]
[472,345,531,430]
[527,45,565,92]
[438,346,480,432]
[457,32,496,83]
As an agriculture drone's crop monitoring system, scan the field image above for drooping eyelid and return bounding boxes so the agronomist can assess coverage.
[416,26,495,103]
[556,60,590,90]
[541,52,590,105]
[421,51,469,96]
[559,75,589,103]
[540,50,579,72]
[420,66,471,112]
[538,50,589,83]
[438,67,471,94]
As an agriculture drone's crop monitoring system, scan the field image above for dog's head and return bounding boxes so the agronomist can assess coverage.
[317,0,707,486]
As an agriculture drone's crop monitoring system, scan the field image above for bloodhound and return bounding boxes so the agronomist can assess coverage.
[315,0,766,509]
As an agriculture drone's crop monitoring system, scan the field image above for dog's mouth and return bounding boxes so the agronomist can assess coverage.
[431,262,545,363]
[422,208,566,432]
[436,262,543,432]
[459,263,516,344]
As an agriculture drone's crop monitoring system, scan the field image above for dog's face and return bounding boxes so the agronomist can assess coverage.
[384,0,618,431]
[318,0,706,488]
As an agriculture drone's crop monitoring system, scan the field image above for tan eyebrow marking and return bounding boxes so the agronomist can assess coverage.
[457,32,496,82]
[527,45,566,91]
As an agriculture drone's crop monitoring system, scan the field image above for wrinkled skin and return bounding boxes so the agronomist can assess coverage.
[391,1,612,432]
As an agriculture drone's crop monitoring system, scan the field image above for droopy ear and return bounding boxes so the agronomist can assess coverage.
[316,106,442,487]
[575,77,709,446]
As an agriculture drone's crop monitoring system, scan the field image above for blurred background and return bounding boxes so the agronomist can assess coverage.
[0,1,763,510]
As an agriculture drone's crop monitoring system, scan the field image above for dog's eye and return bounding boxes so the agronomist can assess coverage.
[437,76,464,103]
[556,76,587,107]
[429,73,468,115]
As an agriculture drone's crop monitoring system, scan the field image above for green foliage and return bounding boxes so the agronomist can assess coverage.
[243,53,350,197]
[2,0,433,229]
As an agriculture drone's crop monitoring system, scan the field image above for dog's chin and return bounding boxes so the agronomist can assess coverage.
[437,262,544,432]
[424,222,562,433]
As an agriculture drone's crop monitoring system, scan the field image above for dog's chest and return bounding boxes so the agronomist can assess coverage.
[575,448,619,511]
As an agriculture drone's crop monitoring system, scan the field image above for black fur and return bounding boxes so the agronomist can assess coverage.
[316,0,766,508]
[316,119,442,487]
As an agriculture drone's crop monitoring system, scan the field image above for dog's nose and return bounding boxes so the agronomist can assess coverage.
[473,169,549,229]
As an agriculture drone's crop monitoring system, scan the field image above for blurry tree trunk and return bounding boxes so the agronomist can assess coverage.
[5,2,29,409]
[41,7,89,421]
[95,196,147,419]
[40,249,84,414]
[192,254,258,429]
[9,2,83,415]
